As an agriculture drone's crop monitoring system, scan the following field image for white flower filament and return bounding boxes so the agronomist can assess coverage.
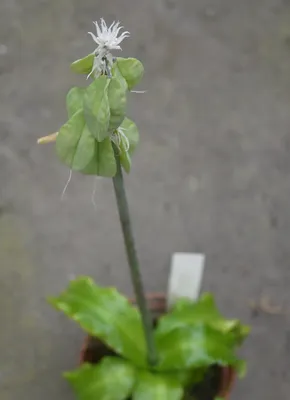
[88,19,130,78]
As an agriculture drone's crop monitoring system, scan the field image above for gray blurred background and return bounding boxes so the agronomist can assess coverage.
[1,0,290,399]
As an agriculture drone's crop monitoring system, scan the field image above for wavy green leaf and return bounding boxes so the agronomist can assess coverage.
[66,87,85,119]
[155,325,240,371]
[81,138,117,177]
[84,76,110,142]
[71,53,94,75]
[116,58,144,90]
[65,357,136,400]
[108,77,127,131]
[56,110,95,171]
[132,371,183,400]
[49,277,147,366]
[157,293,249,345]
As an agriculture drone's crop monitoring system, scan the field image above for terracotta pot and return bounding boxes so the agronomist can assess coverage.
[80,294,236,399]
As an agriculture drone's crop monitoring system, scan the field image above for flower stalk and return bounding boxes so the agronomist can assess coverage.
[112,143,158,367]
[38,18,157,366]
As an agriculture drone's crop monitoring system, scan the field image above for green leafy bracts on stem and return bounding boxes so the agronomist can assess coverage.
[70,53,144,92]
[55,109,117,177]
[50,57,143,177]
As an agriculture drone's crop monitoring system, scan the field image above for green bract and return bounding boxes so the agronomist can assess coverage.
[121,118,139,154]
[84,76,111,142]
[49,277,249,400]
[107,76,127,131]
[71,53,94,75]
[112,62,128,91]
[119,117,139,173]
[81,138,117,177]
[56,110,96,172]
[116,58,144,90]
[66,87,85,118]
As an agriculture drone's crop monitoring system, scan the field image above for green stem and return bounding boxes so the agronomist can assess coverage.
[112,143,158,367]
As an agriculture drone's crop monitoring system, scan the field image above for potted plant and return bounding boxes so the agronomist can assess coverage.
[38,18,249,400]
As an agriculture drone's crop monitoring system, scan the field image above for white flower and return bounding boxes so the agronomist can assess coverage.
[89,19,130,52]
[88,19,130,78]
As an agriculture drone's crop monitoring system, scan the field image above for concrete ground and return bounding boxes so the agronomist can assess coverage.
[1,0,290,398]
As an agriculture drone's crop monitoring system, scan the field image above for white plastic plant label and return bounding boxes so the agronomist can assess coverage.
[167,252,205,309]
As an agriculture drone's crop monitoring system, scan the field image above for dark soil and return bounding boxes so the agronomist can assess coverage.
[188,365,221,400]
[83,337,222,400]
